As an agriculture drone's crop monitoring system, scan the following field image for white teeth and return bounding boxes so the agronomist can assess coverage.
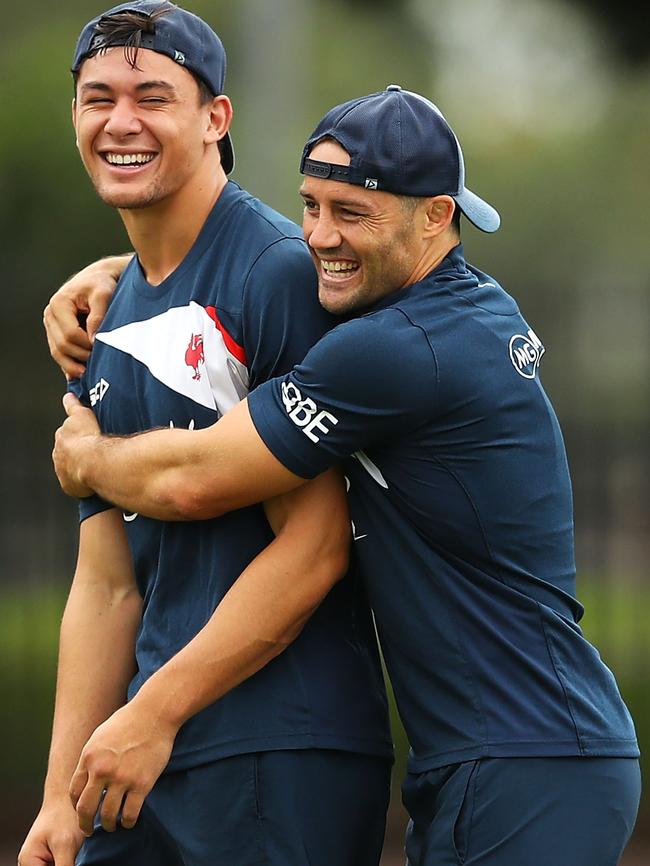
[106,153,155,165]
[322,260,358,272]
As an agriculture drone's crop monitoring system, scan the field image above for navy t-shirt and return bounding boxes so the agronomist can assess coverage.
[71,181,392,770]
[248,244,639,772]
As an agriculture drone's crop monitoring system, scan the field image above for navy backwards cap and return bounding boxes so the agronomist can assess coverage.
[301,85,499,233]
[72,1,234,173]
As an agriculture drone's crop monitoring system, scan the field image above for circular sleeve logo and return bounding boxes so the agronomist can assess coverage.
[509,328,545,379]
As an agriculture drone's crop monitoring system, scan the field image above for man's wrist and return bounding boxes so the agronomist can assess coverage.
[102,254,133,279]
[133,670,191,733]
[75,432,103,491]
[42,777,75,806]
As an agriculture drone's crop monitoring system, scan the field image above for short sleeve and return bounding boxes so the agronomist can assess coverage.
[247,308,438,478]
[241,238,338,389]
[67,377,113,524]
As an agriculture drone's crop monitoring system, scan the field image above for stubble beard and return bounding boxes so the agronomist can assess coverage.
[93,178,169,210]
[318,229,415,317]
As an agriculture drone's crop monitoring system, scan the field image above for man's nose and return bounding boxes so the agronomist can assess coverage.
[103,98,143,137]
[307,213,342,251]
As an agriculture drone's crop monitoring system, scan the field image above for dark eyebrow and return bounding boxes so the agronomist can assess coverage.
[80,82,112,95]
[79,80,178,96]
[299,189,371,211]
[134,80,177,94]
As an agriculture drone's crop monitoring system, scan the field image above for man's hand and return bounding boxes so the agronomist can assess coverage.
[18,799,85,866]
[52,394,101,498]
[43,255,131,378]
[69,701,178,835]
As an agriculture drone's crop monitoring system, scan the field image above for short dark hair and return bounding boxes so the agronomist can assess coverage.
[72,8,214,106]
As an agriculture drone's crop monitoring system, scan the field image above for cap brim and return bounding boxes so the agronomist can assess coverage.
[454,187,500,233]
[219,132,235,174]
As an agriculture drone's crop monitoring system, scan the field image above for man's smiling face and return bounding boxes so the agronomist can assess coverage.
[300,138,428,315]
[73,47,214,210]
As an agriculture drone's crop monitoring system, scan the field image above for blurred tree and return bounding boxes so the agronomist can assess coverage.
[337,0,650,66]
[570,0,650,65]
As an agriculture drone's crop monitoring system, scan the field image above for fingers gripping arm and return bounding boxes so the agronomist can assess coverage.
[43,254,132,377]
[54,396,308,517]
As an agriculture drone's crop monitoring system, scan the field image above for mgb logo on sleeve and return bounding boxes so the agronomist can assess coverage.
[509,328,545,379]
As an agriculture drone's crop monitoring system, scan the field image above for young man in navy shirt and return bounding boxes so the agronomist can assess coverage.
[19,6,393,866]
[48,86,640,865]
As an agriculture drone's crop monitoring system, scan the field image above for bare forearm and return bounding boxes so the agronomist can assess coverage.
[89,253,133,280]
[74,427,212,519]
[44,569,141,800]
[49,476,350,837]
[67,399,304,520]
[133,526,347,728]
[62,254,132,287]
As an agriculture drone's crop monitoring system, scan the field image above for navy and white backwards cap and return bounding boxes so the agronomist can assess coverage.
[72,1,234,173]
[300,85,500,233]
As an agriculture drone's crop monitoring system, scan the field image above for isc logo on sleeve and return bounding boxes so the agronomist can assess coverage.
[89,377,110,406]
[281,381,338,443]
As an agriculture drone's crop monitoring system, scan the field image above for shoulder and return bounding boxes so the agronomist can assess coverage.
[224,191,317,294]
[238,219,331,333]
[227,185,306,254]
[310,306,435,366]
[244,235,316,290]
[296,306,438,404]
[209,184,312,282]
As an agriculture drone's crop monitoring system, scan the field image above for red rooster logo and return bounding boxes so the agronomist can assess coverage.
[185,334,204,381]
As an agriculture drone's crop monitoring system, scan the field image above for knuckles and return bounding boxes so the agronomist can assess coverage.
[75,804,95,822]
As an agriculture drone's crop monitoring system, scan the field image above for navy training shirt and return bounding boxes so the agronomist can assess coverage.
[71,181,392,770]
[248,244,639,772]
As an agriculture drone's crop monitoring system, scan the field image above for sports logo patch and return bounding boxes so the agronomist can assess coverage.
[281,381,338,443]
[185,334,204,381]
[509,328,545,379]
[95,302,249,413]
[89,377,110,407]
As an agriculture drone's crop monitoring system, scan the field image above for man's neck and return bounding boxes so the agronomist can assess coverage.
[119,165,228,286]
[404,235,460,289]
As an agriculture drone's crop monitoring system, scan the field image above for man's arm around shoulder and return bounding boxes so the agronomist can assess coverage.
[53,394,308,517]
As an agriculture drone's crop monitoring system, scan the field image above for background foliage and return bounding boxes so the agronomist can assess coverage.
[1,0,648,861]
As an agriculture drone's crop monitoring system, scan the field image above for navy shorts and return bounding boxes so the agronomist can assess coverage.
[402,756,641,866]
[76,749,391,866]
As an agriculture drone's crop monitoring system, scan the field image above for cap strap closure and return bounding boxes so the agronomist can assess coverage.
[301,158,352,183]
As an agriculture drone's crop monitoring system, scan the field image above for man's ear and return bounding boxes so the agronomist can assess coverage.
[205,94,233,146]
[71,98,79,147]
[422,195,455,238]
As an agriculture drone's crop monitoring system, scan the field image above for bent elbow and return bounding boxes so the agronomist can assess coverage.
[162,480,228,521]
[312,540,351,595]
[328,544,351,584]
